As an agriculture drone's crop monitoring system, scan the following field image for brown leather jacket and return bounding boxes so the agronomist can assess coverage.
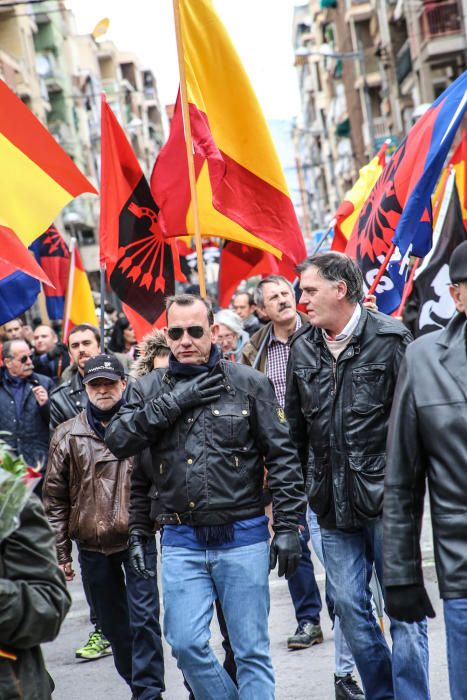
[43,411,133,563]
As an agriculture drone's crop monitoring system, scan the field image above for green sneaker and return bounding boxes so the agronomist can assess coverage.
[75,628,113,660]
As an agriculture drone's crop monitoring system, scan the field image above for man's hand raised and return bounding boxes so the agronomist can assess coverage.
[172,375,224,413]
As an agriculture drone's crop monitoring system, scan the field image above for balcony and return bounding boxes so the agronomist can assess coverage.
[420,1,461,41]
[396,41,412,84]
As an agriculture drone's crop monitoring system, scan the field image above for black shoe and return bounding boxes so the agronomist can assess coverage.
[335,674,365,699]
[287,621,323,650]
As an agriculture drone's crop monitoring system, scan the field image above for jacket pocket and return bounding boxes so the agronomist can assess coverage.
[348,454,385,519]
[294,368,320,416]
[210,402,250,447]
[306,455,331,517]
[351,364,386,415]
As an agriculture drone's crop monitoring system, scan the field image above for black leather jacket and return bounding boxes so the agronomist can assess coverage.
[49,369,86,432]
[286,306,412,530]
[106,359,305,531]
[384,313,467,599]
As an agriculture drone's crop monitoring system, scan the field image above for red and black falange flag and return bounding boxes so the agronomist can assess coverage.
[30,224,69,320]
[100,96,183,339]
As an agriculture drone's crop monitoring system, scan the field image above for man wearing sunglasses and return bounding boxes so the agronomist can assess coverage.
[0,339,53,474]
[106,293,305,700]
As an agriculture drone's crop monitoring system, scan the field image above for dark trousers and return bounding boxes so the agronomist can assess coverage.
[79,540,164,699]
[77,543,98,628]
[287,515,322,625]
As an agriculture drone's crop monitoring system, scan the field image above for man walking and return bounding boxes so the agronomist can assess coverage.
[286,252,429,700]
[44,355,164,699]
[384,241,467,698]
[106,293,305,700]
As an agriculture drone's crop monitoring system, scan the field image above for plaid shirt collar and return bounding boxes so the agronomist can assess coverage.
[269,313,302,346]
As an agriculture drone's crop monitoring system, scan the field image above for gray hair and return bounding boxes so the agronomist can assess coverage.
[2,339,28,361]
[215,309,243,336]
[165,293,214,325]
[253,275,295,308]
[297,252,363,304]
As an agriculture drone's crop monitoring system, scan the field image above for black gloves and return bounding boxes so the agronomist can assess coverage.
[269,530,301,579]
[385,584,436,623]
[173,374,224,412]
[128,534,155,579]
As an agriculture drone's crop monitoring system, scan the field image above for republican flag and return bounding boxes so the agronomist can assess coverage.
[100,97,180,340]
[346,72,467,313]
[63,242,97,342]
[331,142,388,252]
[0,81,97,247]
[30,225,69,320]
[0,225,53,325]
[151,0,306,266]
[218,242,296,308]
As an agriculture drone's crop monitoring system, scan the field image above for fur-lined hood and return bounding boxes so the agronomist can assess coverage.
[131,330,168,378]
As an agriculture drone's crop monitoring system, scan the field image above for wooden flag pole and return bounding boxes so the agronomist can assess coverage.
[62,236,76,343]
[172,0,207,298]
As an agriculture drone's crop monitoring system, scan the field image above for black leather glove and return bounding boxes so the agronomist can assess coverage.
[173,374,224,412]
[128,534,155,579]
[385,584,436,623]
[269,530,301,579]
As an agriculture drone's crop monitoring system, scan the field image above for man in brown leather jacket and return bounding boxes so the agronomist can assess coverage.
[43,354,164,700]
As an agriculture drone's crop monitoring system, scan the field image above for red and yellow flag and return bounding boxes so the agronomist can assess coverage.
[0,80,97,247]
[63,244,97,342]
[332,142,389,252]
[151,0,306,267]
[432,130,467,228]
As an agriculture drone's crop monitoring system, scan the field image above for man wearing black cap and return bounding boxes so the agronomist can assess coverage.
[384,239,467,698]
[43,354,164,700]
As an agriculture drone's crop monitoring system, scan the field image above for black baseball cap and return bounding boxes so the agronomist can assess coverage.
[449,241,467,284]
[82,354,125,384]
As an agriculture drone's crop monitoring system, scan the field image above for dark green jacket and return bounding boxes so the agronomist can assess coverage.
[0,495,71,699]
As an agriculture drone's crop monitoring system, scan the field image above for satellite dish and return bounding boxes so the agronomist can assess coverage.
[92,17,110,40]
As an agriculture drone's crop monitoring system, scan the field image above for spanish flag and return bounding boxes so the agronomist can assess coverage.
[63,242,97,342]
[332,142,389,252]
[151,0,306,267]
[0,81,97,247]
[432,130,467,228]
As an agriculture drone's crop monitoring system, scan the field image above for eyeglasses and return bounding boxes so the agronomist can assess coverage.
[167,325,205,341]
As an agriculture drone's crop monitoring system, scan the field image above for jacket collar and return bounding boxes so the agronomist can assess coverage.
[437,313,467,397]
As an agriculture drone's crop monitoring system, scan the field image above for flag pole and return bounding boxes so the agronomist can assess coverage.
[172,0,207,298]
[62,237,77,343]
[394,257,420,317]
[99,264,106,353]
[366,242,396,297]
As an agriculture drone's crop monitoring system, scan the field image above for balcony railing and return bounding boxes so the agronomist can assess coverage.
[420,1,461,41]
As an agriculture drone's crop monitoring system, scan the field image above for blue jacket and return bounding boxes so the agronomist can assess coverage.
[0,368,54,468]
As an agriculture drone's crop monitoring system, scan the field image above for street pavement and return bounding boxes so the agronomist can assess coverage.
[44,521,450,699]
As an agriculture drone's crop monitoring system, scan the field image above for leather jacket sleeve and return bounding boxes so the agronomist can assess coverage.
[106,381,183,458]
[384,351,426,587]
[285,350,309,470]
[250,374,306,531]
[42,427,73,564]
[129,450,156,537]
[49,392,67,432]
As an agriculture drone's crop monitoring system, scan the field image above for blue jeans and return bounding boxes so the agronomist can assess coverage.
[444,598,467,699]
[80,540,164,699]
[321,519,430,700]
[162,540,274,700]
[306,508,354,675]
[287,514,322,626]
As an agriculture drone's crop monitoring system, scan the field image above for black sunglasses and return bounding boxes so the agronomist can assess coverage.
[19,354,33,363]
[167,325,205,341]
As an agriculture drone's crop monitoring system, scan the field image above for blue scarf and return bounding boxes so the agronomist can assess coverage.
[168,344,220,378]
[86,399,124,440]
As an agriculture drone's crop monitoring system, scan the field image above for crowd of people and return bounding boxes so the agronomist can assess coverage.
[1,245,467,700]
